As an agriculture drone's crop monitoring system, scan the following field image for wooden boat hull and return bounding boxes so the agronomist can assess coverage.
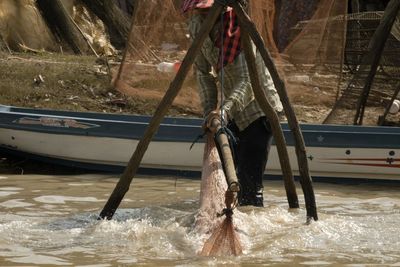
[0,105,399,181]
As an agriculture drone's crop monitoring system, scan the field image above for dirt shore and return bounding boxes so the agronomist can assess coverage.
[0,51,338,122]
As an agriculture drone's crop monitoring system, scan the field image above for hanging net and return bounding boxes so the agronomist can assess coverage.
[276,0,348,123]
[113,0,399,125]
[113,0,202,117]
[324,8,400,125]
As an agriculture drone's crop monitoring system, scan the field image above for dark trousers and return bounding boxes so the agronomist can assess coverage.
[228,117,273,206]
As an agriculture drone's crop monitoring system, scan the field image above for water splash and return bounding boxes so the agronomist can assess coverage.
[1,175,400,266]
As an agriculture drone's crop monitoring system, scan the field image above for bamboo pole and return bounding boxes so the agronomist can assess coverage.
[113,1,137,89]
[212,119,240,193]
[241,33,299,209]
[98,4,224,220]
[232,1,318,220]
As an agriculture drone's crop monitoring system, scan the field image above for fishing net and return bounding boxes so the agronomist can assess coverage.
[196,133,242,257]
[113,0,399,125]
[200,214,242,256]
[113,0,202,117]
[195,133,227,233]
[276,0,348,123]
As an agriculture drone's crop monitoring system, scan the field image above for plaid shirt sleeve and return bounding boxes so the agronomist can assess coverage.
[195,52,218,117]
[220,53,255,119]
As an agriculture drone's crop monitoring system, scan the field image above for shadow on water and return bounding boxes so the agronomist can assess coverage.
[0,154,97,176]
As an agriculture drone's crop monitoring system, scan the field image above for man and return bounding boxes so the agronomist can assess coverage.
[182,0,283,207]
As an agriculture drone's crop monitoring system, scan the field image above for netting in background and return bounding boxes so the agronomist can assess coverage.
[113,0,398,125]
[113,0,201,117]
[324,9,400,125]
[248,0,279,55]
[276,0,348,123]
[274,0,320,52]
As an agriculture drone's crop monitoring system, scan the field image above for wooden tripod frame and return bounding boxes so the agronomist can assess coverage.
[99,1,318,222]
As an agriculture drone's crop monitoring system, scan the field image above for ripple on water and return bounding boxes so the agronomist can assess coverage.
[0,187,23,191]
[68,183,94,187]
[0,191,19,197]
[0,199,35,208]
[0,187,23,198]
[301,261,332,265]
[10,254,71,266]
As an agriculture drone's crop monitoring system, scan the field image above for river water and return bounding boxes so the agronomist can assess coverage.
[0,173,399,266]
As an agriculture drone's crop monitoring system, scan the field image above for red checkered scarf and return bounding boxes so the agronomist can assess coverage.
[182,0,241,69]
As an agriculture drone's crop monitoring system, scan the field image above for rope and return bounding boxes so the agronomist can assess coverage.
[217,208,234,218]
[217,191,239,218]
[219,10,226,127]
[217,9,240,219]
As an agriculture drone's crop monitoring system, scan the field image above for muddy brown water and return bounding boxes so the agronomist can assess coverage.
[0,174,399,266]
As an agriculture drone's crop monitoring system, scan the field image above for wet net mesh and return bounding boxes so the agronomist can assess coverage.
[114,0,399,125]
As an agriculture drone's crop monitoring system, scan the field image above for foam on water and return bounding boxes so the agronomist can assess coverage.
[1,204,400,266]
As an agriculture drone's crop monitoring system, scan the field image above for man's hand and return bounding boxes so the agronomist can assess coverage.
[203,110,221,133]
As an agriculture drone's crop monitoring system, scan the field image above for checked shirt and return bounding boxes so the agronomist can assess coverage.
[188,13,283,131]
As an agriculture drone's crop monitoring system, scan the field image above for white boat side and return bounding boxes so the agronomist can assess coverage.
[0,127,398,181]
[0,105,399,181]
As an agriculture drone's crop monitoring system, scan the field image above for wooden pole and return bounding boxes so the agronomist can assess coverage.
[113,0,138,89]
[232,1,317,220]
[212,119,240,192]
[98,3,224,220]
[241,33,299,209]
[353,0,400,125]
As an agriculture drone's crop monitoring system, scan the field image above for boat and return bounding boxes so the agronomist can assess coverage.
[0,105,399,182]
